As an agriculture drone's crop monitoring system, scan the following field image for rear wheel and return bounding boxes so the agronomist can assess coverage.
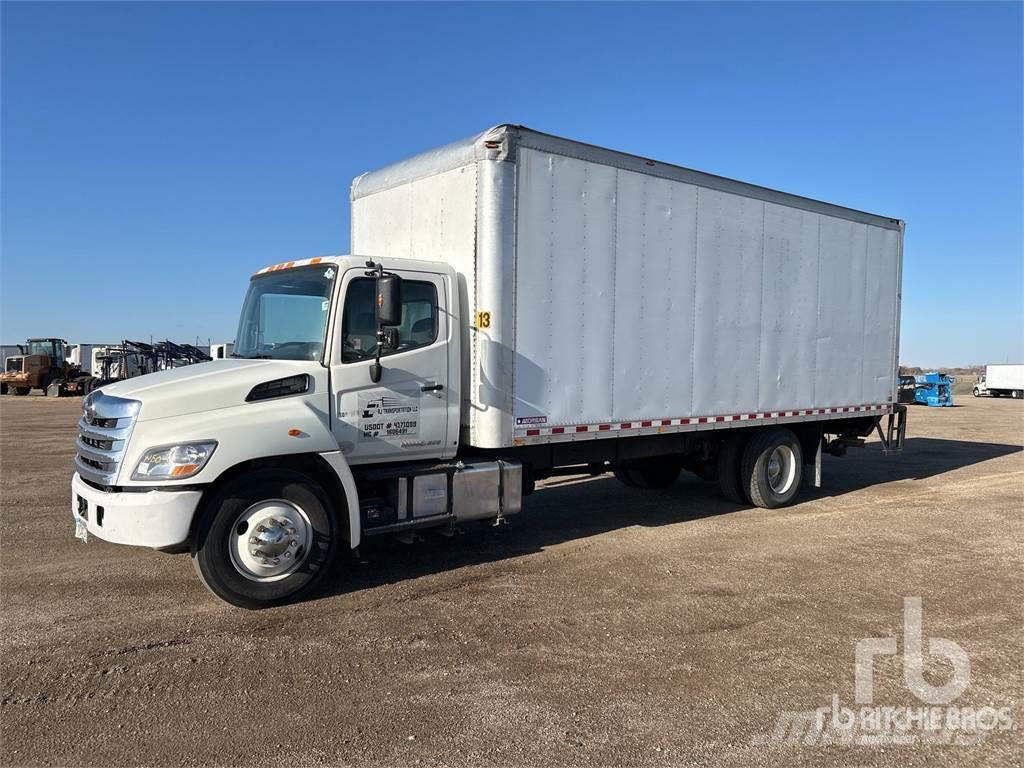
[13,387,29,396]
[1013,390,1022,399]
[0,383,6,395]
[741,428,803,509]
[717,432,749,503]
[191,469,338,608]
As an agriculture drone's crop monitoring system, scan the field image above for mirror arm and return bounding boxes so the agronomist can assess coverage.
[366,260,388,384]
[370,329,385,383]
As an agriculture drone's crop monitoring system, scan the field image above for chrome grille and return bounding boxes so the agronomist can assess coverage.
[75,391,141,486]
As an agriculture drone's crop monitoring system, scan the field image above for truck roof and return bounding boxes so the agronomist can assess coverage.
[352,124,902,232]
[252,255,458,278]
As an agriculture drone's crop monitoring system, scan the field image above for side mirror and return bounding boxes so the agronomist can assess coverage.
[376,274,403,326]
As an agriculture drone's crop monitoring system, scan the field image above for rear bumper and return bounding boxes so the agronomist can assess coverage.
[71,473,202,549]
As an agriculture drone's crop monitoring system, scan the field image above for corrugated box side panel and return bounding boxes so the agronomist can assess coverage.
[511,146,901,428]
[692,189,765,415]
[757,203,819,411]
[862,226,901,403]
[513,151,618,427]
[613,171,698,421]
[350,164,479,431]
[815,217,868,407]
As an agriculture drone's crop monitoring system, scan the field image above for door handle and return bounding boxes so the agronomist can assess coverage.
[421,384,444,392]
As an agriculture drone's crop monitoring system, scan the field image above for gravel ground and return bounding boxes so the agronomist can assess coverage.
[1,394,1021,767]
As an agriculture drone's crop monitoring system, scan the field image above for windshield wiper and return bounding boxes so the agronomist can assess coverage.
[230,353,273,359]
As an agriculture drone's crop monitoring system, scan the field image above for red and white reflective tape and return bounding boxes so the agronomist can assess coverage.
[516,403,892,440]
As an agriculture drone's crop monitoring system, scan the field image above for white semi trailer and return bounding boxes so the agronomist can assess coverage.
[71,126,906,608]
[973,364,1024,398]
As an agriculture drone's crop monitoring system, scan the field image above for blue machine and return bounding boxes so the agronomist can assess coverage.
[913,372,954,407]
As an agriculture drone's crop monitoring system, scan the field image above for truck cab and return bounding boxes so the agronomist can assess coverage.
[72,256,518,608]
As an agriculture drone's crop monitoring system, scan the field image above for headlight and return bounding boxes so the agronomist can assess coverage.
[132,442,217,480]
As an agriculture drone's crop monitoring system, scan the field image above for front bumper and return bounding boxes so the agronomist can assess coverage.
[71,472,203,549]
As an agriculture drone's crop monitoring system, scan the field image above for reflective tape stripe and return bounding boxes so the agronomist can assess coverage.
[513,404,894,439]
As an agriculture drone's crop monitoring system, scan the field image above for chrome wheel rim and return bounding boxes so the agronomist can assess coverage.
[229,499,313,582]
[766,445,797,495]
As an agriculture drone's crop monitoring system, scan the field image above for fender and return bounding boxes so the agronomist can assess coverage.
[318,450,362,549]
[118,392,337,487]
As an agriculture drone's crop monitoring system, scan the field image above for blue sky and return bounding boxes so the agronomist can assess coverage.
[2,1,1021,366]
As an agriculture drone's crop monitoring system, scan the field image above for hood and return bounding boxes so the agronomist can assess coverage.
[99,359,324,421]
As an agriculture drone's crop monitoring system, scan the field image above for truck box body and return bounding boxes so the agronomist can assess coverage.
[351,125,904,450]
[986,364,1024,392]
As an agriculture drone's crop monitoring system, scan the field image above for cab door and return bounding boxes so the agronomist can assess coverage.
[329,267,452,464]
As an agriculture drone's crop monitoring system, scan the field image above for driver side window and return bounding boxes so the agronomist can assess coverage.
[341,277,438,363]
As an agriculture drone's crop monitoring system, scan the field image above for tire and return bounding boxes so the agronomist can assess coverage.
[1012,390,1022,400]
[0,383,6,395]
[13,387,30,396]
[972,388,980,398]
[741,428,803,509]
[717,432,749,504]
[191,469,338,609]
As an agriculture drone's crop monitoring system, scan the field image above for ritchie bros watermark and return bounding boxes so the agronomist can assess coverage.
[755,597,1016,747]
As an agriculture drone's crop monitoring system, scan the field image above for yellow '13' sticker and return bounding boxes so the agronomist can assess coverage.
[476,311,491,329]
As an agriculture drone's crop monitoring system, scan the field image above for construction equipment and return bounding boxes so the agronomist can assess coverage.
[912,372,955,407]
[1,338,97,397]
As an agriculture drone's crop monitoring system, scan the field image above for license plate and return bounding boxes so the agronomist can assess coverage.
[73,513,88,542]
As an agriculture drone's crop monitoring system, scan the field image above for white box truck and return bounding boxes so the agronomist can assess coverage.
[71,125,906,608]
[210,342,234,360]
[973,364,1024,398]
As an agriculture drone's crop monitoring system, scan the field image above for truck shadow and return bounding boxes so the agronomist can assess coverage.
[315,436,1020,600]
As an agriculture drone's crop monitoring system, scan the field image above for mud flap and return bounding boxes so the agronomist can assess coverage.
[802,434,822,488]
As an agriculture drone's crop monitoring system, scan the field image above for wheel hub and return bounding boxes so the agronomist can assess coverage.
[767,445,797,494]
[229,500,312,582]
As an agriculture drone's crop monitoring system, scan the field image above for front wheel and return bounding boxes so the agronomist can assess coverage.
[191,469,338,608]
[12,387,30,396]
[741,428,803,509]
[973,388,980,398]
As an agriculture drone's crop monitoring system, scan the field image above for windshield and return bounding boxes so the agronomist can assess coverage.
[26,340,63,363]
[234,265,336,361]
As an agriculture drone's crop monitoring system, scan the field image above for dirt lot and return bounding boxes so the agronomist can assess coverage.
[1,395,1021,767]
